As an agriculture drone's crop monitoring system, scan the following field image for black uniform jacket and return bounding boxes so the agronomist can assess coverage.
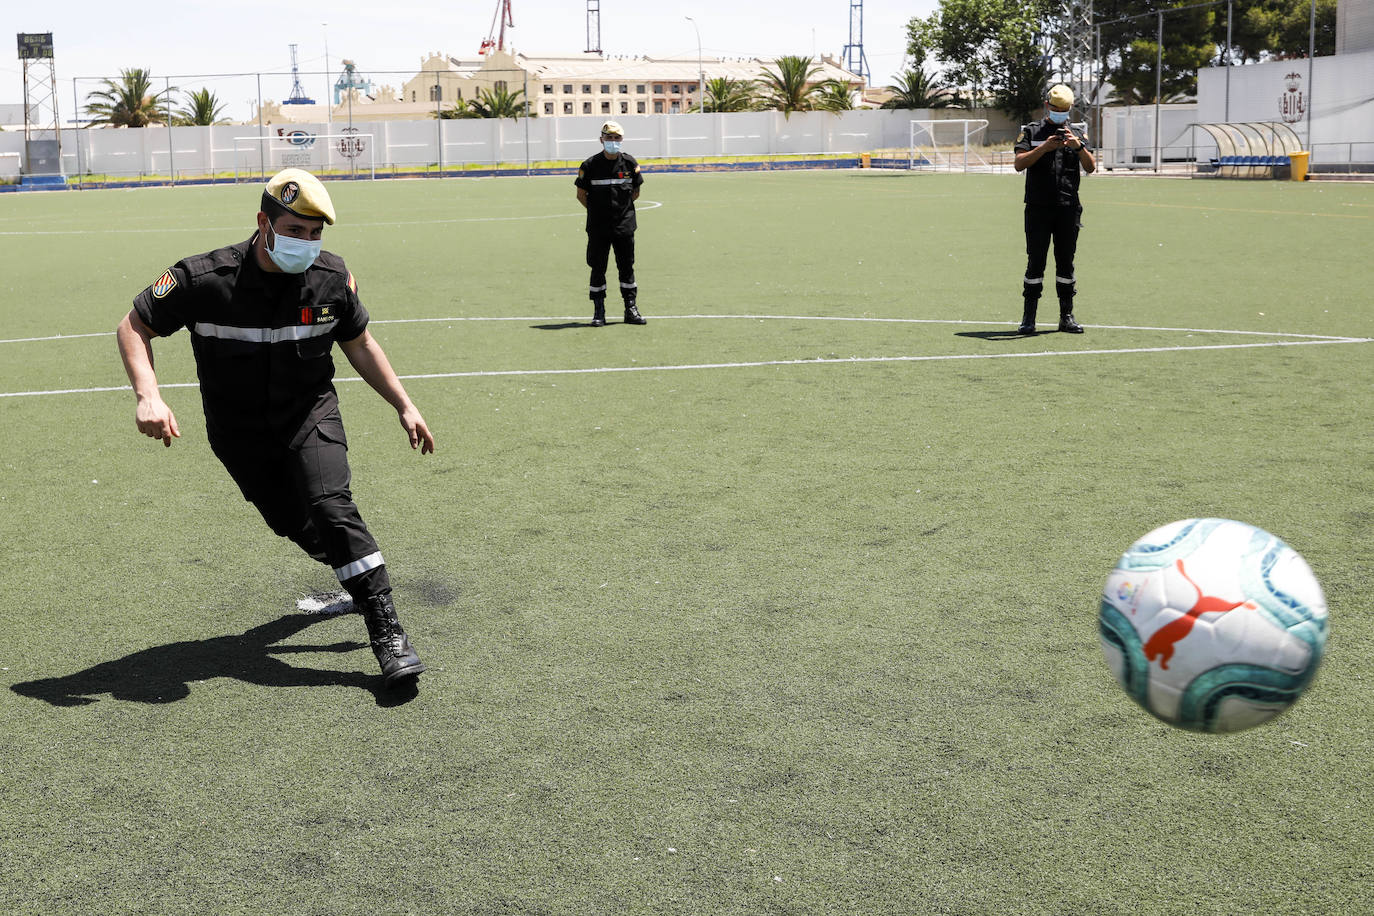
[1014,119,1090,209]
[575,151,644,236]
[133,235,369,446]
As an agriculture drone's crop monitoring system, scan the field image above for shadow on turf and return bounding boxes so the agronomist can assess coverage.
[10,613,418,708]
[531,321,597,330]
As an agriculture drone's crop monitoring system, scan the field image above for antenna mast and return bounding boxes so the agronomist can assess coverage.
[586,1,602,54]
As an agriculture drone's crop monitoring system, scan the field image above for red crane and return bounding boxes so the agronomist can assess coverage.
[479,0,515,56]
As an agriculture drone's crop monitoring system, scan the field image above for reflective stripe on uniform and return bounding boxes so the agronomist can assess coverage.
[1023,277,1043,285]
[589,284,607,293]
[191,322,334,343]
[335,551,384,582]
[1055,275,1075,284]
[620,281,637,289]
[590,178,635,186]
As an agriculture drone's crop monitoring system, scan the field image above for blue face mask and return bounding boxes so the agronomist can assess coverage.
[1047,109,1070,125]
[602,139,622,155]
[265,224,322,274]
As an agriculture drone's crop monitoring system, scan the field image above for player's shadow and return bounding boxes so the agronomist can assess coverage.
[955,329,1037,341]
[10,613,417,708]
[531,321,598,330]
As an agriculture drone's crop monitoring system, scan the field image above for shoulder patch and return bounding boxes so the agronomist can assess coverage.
[577,168,585,179]
[151,269,178,299]
[1016,130,1027,144]
[347,271,357,294]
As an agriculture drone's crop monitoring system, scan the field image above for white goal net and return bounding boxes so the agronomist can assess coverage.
[233,130,377,181]
[908,119,992,172]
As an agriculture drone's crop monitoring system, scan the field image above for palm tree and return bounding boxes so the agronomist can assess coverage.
[814,80,856,112]
[700,77,758,113]
[84,69,175,127]
[881,68,953,110]
[174,88,228,126]
[758,55,824,116]
[466,85,531,120]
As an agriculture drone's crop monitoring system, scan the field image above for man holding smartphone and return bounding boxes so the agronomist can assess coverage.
[1013,83,1095,335]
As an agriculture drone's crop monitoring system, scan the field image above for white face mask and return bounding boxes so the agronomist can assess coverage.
[1047,109,1071,125]
[602,139,622,155]
[265,224,322,274]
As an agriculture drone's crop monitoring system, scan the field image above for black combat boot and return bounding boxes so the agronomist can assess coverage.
[1058,301,1084,333]
[623,301,646,325]
[590,300,607,327]
[1018,299,1038,335]
[360,594,425,686]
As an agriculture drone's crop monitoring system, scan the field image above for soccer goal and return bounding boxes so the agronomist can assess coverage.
[908,119,992,172]
[233,131,377,182]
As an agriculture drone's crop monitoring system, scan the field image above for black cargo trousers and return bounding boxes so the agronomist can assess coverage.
[208,408,390,601]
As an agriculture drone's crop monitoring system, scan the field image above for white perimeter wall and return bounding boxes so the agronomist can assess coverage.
[0,110,972,179]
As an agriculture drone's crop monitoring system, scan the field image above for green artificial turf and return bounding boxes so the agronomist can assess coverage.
[1,171,1371,915]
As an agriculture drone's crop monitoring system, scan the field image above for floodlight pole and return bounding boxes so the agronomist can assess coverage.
[686,16,704,112]
[323,22,332,126]
[1154,11,1162,173]
[1307,0,1315,153]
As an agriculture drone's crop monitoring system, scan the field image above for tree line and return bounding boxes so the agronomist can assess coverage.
[907,0,1337,123]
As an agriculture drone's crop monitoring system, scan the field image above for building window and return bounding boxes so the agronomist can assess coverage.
[494,80,507,92]
[619,84,628,94]
[411,91,417,102]
[601,101,611,113]
[653,100,664,113]
[600,84,610,94]
[637,101,646,113]
[564,101,573,114]
[637,84,647,94]
[620,101,629,114]
[583,101,592,113]
[544,102,554,114]
[429,85,442,102]
[582,84,592,94]
[671,101,681,114]
[671,84,681,95]
[688,83,698,94]
[653,84,664,94]
[544,84,554,94]
[563,84,573,94]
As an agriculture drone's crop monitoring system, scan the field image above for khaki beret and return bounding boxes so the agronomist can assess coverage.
[264,168,335,225]
[600,120,624,137]
[1047,84,1075,110]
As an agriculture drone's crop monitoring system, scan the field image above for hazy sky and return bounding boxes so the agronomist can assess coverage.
[4,1,939,118]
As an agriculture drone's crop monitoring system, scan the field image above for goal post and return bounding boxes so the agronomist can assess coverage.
[233,130,376,182]
[908,119,991,172]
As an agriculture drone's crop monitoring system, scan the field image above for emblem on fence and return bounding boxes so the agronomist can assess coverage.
[337,127,366,161]
[276,128,317,147]
[1279,72,1306,124]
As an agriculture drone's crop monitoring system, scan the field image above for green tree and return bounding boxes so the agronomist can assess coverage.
[173,88,228,126]
[84,68,175,127]
[1095,1,1218,103]
[906,0,1056,121]
[1222,0,1336,62]
[880,68,953,109]
[436,85,531,120]
[758,55,824,116]
[701,77,759,112]
[814,80,856,112]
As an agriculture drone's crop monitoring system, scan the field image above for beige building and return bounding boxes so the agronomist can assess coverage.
[254,49,865,124]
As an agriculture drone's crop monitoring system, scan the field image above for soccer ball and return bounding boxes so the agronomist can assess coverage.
[1099,518,1328,733]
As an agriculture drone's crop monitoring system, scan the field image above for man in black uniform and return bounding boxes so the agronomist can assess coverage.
[575,120,646,327]
[1013,83,1096,335]
[115,168,435,687]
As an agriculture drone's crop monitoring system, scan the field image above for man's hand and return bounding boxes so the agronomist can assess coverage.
[399,406,436,455]
[136,395,181,447]
[1061,129,1082,151]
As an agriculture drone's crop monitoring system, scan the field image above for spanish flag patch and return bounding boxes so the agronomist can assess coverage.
[347,271,357,294]
[151,269,177,299]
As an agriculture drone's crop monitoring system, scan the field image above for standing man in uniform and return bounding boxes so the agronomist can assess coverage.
[1013,83,1095,335]
[575,120,646,327]
[115,168,435,687]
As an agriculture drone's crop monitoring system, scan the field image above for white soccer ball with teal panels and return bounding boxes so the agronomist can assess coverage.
[1099,518,1328,733]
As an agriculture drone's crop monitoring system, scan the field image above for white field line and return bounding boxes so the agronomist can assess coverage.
[1,317,1368,400]
[0,200,663,237]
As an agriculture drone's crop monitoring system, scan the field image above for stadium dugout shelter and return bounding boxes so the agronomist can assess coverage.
[1193,121,1307,180]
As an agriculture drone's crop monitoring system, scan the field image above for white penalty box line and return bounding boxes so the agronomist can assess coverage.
[1,315,1369,399]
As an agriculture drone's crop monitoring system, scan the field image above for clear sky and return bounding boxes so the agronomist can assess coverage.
[3,1,938,120]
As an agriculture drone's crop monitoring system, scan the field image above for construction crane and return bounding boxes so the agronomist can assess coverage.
[479,0,515,56]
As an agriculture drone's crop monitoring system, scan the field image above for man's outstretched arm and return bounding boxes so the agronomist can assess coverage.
[116,309,180,447]
[339,329,436,454]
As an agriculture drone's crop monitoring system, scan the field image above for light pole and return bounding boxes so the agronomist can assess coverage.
[322,22,332,126]
[685,16,704,113]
